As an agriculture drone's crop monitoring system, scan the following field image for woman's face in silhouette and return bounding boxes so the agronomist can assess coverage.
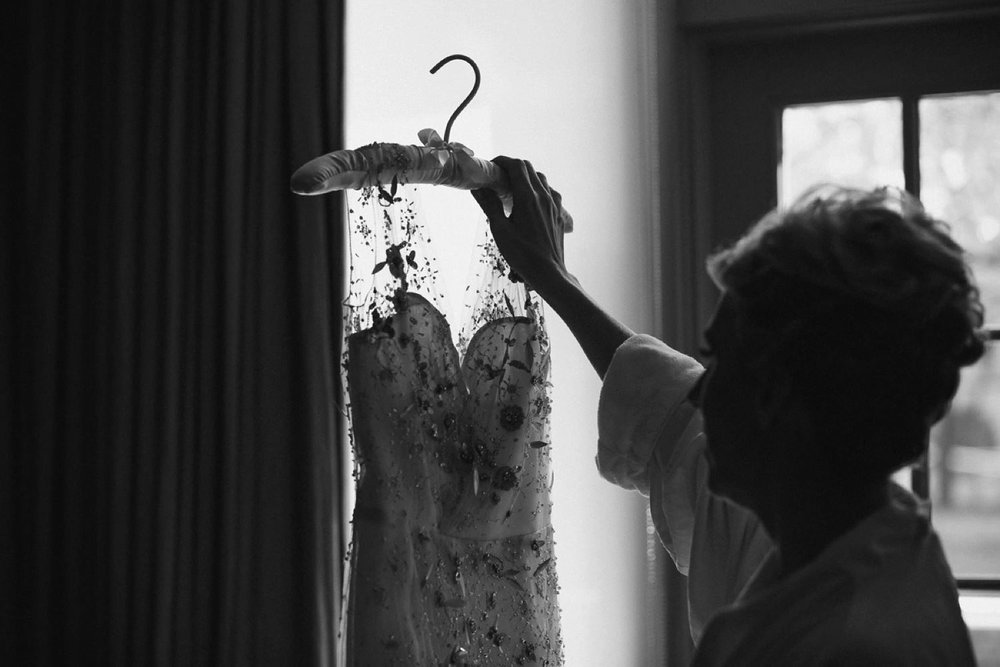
[690,294,768,509]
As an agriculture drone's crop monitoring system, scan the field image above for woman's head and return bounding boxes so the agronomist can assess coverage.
[704,185,986,483]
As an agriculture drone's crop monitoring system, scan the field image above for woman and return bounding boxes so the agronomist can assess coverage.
[472,158,983,665]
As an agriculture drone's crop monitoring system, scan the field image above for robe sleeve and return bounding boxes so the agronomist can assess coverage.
[596,334,773,641]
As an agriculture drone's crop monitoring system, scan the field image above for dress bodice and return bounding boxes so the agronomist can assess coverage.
[345,293,561,666]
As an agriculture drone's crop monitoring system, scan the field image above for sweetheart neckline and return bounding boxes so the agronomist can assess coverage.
[347,291,539,364]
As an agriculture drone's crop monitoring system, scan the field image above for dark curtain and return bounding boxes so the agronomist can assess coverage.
[4,1,345,664]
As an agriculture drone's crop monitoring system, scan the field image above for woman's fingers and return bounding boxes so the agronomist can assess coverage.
[471,187,505,223]
[536,172,562,211]
[535,171,567,238]
[488,157,564,235]
[496,156,555,205]
[492,156,534,198]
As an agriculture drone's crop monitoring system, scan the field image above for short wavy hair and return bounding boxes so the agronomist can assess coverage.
[707,185,986,480]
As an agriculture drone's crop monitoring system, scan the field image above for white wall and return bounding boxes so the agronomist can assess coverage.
[343,3,658,664]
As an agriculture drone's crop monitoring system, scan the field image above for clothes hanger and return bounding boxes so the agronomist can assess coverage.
[290,54,573,231]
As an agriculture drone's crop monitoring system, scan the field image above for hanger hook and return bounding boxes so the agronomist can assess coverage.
[429,54,481,144]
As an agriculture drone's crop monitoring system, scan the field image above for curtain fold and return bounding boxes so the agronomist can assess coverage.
[7,1,345,664]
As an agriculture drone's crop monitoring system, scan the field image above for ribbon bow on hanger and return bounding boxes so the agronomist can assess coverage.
[289,54,573,231]
[418,128,473,167]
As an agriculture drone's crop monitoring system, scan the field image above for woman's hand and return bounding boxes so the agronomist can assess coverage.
[471,156,569,298]
[472,156,634,378]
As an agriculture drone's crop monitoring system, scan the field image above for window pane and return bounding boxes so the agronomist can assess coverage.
[922,91,1000,578]
[931,344,1000,577]
[919,91,1000,318]
[780,98,905,205]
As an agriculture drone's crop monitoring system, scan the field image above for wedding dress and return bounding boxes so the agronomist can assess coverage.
[340,188,562,666]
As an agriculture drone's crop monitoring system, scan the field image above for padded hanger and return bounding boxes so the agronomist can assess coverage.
[290,54,573,231]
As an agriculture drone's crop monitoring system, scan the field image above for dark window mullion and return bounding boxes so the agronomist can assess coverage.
[903,96,932,501]
[956,577,1000,591]
[902,95,921,197]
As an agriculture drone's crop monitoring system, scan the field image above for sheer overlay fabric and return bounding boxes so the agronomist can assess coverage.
[340,187,562,665]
